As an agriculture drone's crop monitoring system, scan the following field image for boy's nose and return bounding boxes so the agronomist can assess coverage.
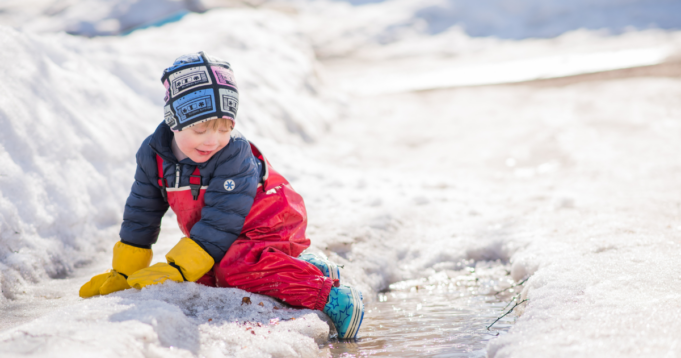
[203,132,218,146]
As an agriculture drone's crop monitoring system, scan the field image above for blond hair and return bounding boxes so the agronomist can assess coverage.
[205,117,234,130]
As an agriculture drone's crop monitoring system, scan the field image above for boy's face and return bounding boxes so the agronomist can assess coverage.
[174,120,232,163]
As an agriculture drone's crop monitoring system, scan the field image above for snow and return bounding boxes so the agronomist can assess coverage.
[329,45,679,95]
[1,0,681,357]
[360,0,681,39]
[296,1,681,94]
[0,281,329,358]
[0,26,155,295]
[0,0,192,36]
[10,0,681,40]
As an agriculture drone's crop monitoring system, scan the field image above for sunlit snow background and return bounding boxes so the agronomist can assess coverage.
[1,0,680,357]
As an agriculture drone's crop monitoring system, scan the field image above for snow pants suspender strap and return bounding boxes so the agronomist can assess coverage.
[156,154,168,202]
[189,167,201,201]
[155,154,202,201]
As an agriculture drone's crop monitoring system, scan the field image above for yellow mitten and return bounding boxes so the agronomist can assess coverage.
[79,242,153,298]
[127,262,184,289]
[127,237,214,289]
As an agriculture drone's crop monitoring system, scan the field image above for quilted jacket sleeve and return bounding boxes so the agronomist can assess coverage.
[119,137,170,248]
[189,138,259,263]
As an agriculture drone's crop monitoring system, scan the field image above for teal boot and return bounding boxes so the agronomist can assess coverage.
[298,252,341,281]
[323,285,364,339]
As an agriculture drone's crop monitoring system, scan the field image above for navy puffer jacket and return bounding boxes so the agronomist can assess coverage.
[119,122,261,263]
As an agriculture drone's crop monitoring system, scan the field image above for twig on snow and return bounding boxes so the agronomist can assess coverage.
[494,277,529,296]
[501,293,521,311]
[486,299,528,331]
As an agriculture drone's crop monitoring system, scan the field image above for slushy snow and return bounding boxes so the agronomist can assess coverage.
[0,281,330,357]
[1,0,681,357]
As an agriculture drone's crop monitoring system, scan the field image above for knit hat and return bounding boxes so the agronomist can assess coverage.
[161,51,239,131]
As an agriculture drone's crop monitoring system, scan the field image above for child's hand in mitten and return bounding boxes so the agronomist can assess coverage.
[79,242,152,298]
[127,237,214,289]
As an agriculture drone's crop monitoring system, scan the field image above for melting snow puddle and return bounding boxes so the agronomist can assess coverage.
[323,263,520,357]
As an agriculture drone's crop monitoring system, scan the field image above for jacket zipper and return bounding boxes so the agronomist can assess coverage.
[175,164,180,188]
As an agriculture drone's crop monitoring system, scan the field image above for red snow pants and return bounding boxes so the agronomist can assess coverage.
[159,143,333,311]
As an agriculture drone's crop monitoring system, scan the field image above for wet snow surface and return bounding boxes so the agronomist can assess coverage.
[1,1,681,357]
[328,264,518,357]
[300,77,681,358]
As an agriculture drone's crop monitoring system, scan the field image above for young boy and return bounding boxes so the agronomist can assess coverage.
[79,52,364,339]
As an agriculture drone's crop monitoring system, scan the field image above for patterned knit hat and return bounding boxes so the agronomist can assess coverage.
[161,51,239,131]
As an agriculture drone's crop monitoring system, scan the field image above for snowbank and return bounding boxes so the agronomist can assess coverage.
[293,0,681,58]
[6,1,681,95]
[367,0,681,39]
[0,26,154,298]
[9,0,681,43]
[1,0,193,36]
[295,1,681,94]
[0,281,330,358]
[483,78,681,357]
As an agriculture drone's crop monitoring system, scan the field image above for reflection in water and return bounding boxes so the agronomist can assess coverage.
[324,263,519,357]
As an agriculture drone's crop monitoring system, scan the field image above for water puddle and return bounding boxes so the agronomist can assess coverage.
[323,263,521,357]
